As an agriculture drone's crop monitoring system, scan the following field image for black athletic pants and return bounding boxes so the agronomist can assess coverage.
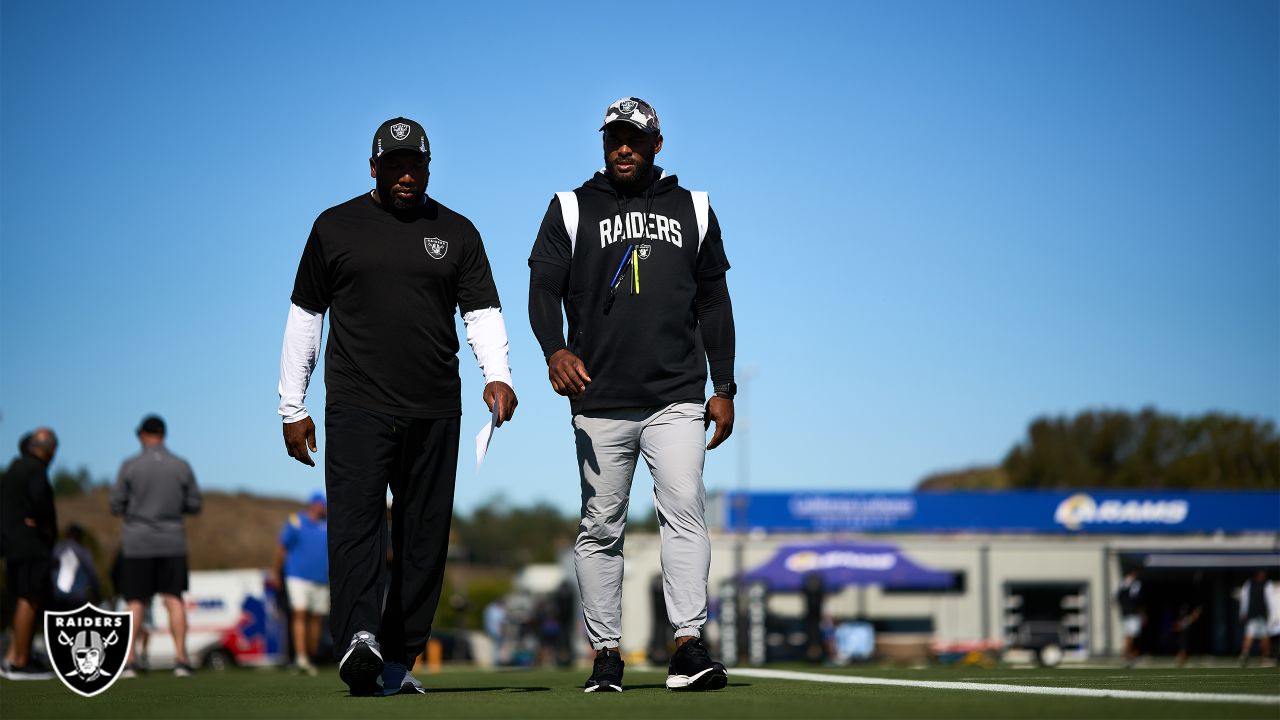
[325,402,459,666]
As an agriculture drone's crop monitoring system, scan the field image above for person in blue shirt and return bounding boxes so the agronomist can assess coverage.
[273,492,329,675]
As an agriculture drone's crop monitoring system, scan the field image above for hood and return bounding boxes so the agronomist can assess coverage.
[583,165,679,198]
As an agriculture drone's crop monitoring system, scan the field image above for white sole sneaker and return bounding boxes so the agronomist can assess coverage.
[666,664,728,691]
[339,641,384,696]
[584,683,623,692]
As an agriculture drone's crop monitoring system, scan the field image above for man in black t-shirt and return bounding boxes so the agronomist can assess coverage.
[528,97,736,693]
[278,117,516,696]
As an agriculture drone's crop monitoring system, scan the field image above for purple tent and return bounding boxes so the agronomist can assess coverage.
[741,542,953,591]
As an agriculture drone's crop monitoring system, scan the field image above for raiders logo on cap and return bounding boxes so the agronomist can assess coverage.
[600,97,661,134]
[373,117,431,158]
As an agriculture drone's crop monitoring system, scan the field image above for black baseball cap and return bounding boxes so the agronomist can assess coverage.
[372,117,430,159]
[137,414,166,436]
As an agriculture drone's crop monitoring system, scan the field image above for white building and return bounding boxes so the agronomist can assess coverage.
[612,490,1279,662]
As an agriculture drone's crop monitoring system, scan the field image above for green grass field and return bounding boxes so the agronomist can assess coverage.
[2,664,1277,720]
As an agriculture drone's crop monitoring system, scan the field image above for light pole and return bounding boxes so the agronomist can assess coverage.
[731,367,754,665]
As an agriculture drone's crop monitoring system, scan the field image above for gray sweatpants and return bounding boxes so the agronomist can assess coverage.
[572,402,711,650]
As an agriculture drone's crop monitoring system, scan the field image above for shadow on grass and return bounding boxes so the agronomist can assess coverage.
[335,686,554,697]
[427,686,552,693]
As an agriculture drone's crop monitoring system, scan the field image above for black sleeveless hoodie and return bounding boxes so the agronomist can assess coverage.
[528,167,730,413]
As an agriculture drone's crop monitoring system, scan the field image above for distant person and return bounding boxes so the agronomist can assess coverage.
[527,97,735,692]
[110,415,202,677]
[273,492,329,676]
[51,523,101,610]
[1238,569,1277,667]
[483,598,507,667]
[0,428,59,680]
[553,580,576,667]
[1173,603,1201,668]
[277,117,516,696]
[1116,568,1143,666]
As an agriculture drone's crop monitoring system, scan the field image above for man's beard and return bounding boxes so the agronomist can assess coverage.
[606,156,652,193]
[379,178,428,210]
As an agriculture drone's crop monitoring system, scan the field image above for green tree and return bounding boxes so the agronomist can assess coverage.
[51,466,98,497]
[453,496,577,567]
[920,408,1280,490]
[1002,408,1279,489]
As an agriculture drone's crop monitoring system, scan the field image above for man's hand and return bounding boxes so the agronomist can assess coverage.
[547,349,591,398]
[484,381,518,427]
[704,397,735,450]
[283,417,317,467]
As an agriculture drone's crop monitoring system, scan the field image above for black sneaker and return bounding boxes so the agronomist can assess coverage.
[2,663,54,681]
[666,638,727,691]
[339,631,385,696]
[583,649,624,693]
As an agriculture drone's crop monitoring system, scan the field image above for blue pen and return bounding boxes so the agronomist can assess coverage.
[603,244,635,313]
[608,244,635,290]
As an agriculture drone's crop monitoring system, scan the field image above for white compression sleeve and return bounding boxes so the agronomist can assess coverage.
[462,307,513,388]
[278,302,324,423]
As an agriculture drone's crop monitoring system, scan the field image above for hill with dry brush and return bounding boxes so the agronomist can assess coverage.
[56,487,305,573]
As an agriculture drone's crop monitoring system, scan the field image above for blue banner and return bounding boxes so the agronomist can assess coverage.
[720,490,1280,534]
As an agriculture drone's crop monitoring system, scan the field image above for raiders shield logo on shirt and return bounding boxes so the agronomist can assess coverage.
[638,244,652,260]
[424,237,448,259]
[45,603,133,697]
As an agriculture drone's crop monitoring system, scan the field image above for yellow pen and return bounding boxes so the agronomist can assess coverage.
[632,246,640,294]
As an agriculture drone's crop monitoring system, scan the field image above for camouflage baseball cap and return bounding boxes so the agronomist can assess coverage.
[600,97,660,134]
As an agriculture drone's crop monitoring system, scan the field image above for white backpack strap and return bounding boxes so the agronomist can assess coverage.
[691,191,710,252]
[556,191,579,256]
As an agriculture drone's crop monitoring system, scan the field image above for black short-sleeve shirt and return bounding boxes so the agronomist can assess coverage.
[291,193,501,418]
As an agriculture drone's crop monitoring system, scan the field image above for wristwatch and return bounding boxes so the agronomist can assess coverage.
[713,382,737,400]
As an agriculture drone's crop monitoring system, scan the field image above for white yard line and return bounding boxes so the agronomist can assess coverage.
[731,668,1280,706]
[955,673,1261,682]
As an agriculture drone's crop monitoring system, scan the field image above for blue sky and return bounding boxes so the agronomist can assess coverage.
[2,0,1276,515]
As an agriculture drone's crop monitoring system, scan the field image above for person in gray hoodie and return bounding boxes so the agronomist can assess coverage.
[110,415,201,676]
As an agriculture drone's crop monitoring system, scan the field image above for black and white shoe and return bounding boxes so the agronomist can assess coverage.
[665,638,728,691]
[583,649,624,693]
[339,631,385,696]
[381,661,425,696]
[2,662,54,681]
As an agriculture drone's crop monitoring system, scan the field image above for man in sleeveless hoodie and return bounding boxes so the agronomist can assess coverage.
[528,97,737,693]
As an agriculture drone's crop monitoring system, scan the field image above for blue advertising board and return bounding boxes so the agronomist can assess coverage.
[719,490,1280,535]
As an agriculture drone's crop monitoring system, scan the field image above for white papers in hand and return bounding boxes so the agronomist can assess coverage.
[475,402,500,470]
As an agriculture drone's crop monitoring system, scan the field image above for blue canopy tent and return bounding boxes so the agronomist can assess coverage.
[741,542,953,591]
